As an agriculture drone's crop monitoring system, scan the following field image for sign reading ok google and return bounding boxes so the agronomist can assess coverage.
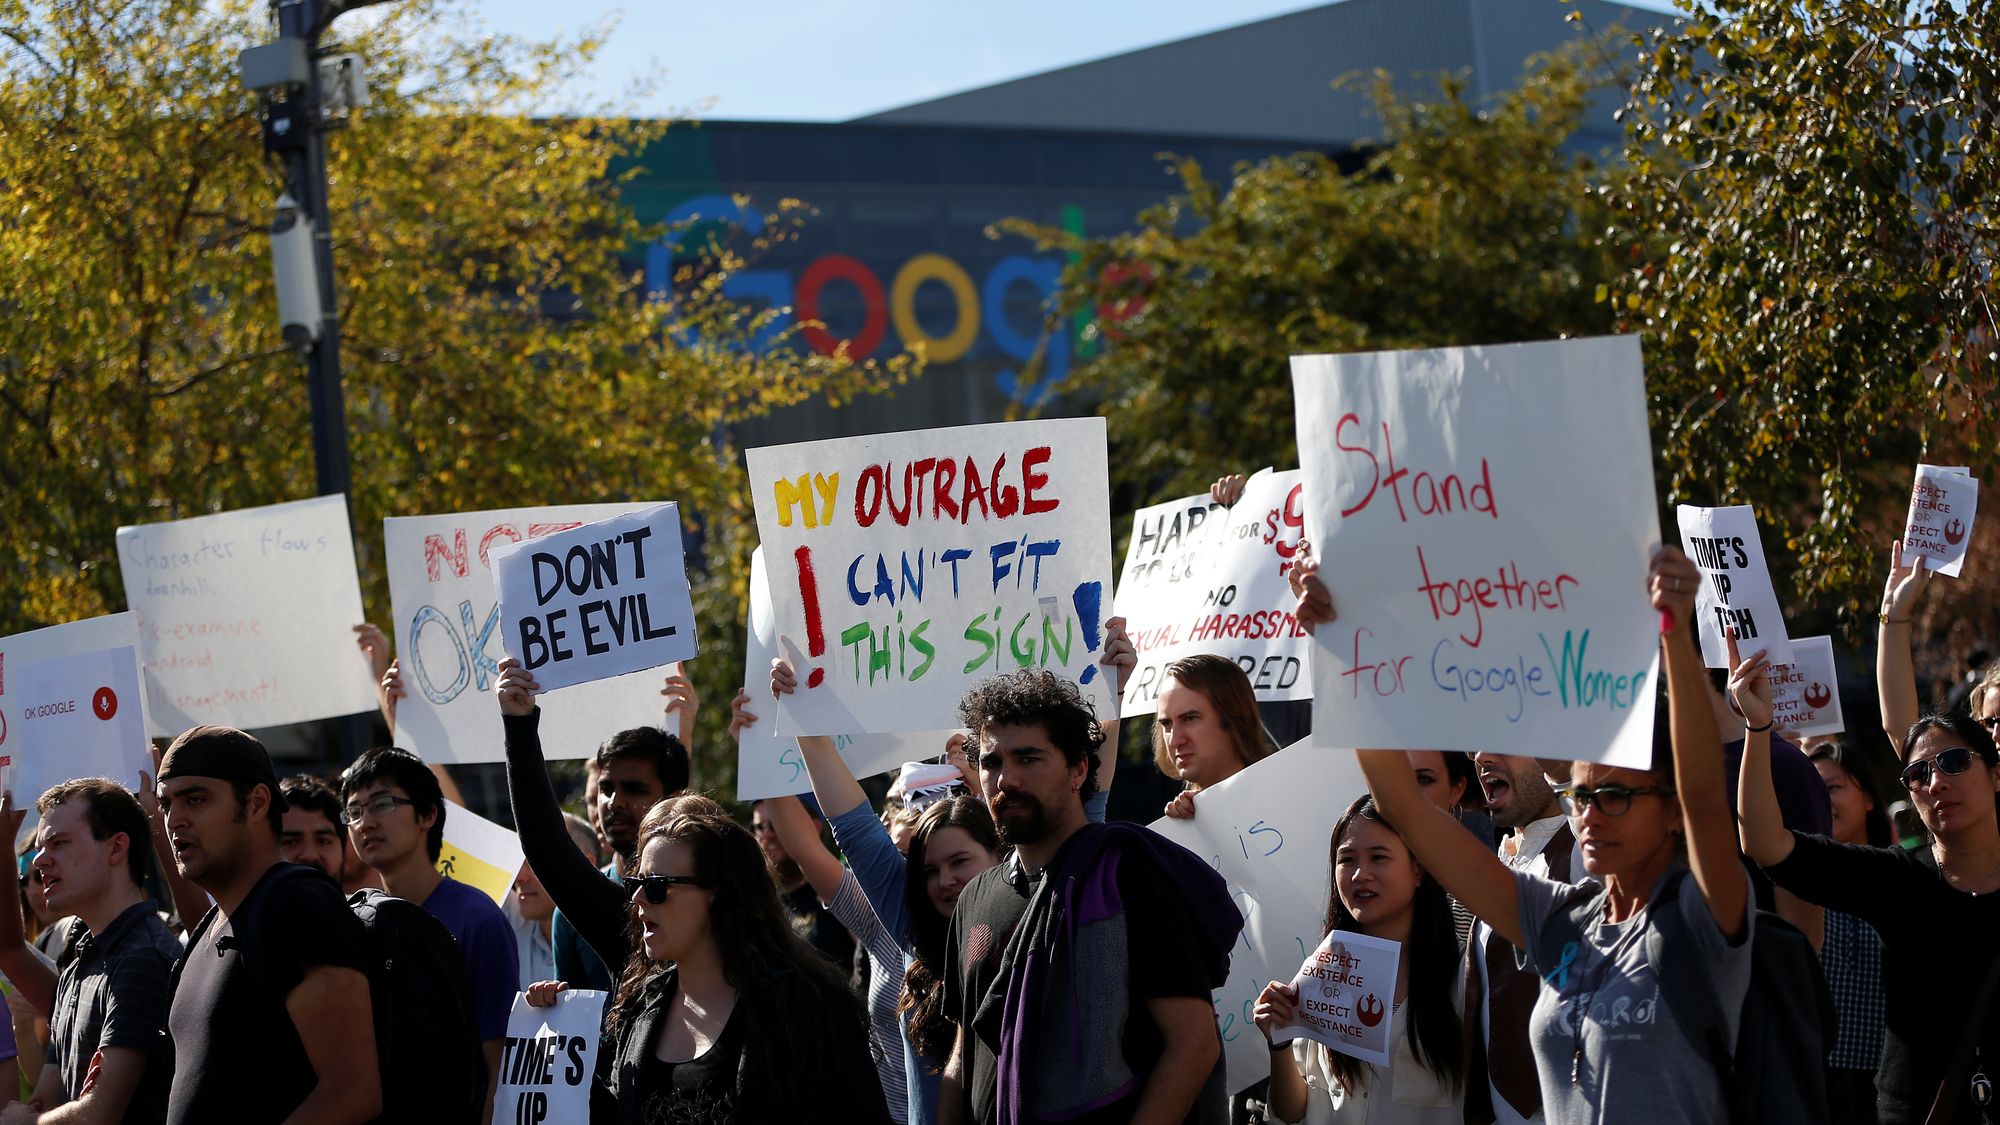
[644,194,1145,400]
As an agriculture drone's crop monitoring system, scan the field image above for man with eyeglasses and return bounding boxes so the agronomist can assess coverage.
[337,747,516,1121]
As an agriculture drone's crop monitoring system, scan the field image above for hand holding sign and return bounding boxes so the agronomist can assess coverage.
[1675,505,1794,668]
[1724,629,1774,732]
[1902,465,1978,578]
[1267,929,1402,1066]
[1881,540,1933,624]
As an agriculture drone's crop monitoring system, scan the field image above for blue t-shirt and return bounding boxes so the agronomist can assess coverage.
[423,876,520,1042]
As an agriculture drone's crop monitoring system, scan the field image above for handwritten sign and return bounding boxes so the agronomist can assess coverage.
[1676,505,1794,669]
[3,644,149,806]
[1768,634,1843,737]
[735,548,954,800]
[439,798,526,907]
[1291,337,1661,768]
[1902,465,1978,578]
[1270,929,1401,1067]
[493,989,605,1125]
[1148,739,1362,1094]
[1118,468,1313,718]
[385,504,673,765]
[491,505,697,694]
[117,495,374,735]
[746,419,1115,736]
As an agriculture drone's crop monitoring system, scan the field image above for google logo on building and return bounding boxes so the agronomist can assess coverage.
[644,194,1146,400]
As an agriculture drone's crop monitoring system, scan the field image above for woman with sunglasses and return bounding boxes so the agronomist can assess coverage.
[1743,656,2000,1123]
[1298,545,1753,1123]
[528,794,888,1123]
[1873,540,2000,757]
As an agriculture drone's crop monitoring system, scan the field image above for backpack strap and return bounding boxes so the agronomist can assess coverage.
[1642,870,1734,1079]
[1529,880,1609,992]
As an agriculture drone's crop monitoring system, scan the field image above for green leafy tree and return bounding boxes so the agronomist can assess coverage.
[1607,0,1998,645]
[0,0,913,788]
[1003,46,1624,513]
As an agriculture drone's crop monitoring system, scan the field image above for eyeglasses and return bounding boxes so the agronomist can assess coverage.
[626,874,713,905]
[1556,784,1667,817]
[1900,747,1985,790]
[1980,715,2000,733]
[341,795,417,823]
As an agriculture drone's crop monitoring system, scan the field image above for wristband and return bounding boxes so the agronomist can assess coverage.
[1268,1038,1290,1053]
[1879,611,1910,625]
[1745,719,1773,734]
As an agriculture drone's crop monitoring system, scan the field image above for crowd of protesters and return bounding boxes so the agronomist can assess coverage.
[5,467,1998,1125]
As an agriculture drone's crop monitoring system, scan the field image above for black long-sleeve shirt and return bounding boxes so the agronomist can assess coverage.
[503,708,630,976]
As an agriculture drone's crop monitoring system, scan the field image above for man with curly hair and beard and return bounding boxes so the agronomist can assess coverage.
[938,670,1243,1125]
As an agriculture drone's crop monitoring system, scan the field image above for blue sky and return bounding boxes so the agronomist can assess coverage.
[474,0,1681,121]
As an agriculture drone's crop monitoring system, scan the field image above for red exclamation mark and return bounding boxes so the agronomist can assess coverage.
[795,546,827,688]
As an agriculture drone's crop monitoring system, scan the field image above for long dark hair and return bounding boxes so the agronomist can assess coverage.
[607,796,862,1048]
[1150,654,1279,780]
[1808,740,1893,848]
[1320,794,1463,1096]
[899,795,1000,1060]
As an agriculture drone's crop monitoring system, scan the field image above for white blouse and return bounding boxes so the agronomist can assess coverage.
[1289,1001,1463,1125]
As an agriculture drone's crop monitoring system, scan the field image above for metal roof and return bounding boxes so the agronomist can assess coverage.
[857,0,1668,151]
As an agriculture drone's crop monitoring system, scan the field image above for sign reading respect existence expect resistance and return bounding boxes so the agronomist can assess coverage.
[746,418,1116,736]
[1291,336,1662,768]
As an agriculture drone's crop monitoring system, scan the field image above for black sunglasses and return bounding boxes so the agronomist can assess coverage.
[1555,784,1667,817]
[626,874,713,905]
[1900,747,1986,790]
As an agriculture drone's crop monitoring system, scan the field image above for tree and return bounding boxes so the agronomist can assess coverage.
[1607,0,1999,643]
[1002,45,1625,515]
[0,0,913,788]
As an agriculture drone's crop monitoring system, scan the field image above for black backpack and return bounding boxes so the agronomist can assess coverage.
[177,867,485,1125]
[1532,869,1835,1124]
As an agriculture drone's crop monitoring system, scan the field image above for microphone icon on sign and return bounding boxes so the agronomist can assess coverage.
[92,687,118,721]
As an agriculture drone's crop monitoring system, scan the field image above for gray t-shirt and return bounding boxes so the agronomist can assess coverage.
[1514,867,1754,1125]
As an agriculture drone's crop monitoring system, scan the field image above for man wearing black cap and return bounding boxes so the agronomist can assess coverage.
[156,726,381,1125]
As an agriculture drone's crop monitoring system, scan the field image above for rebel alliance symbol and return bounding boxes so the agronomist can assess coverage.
[1356,992,1386,1028]
[1946,518,1968,546]
[92,687,118,721]
[1803,682,1833,710]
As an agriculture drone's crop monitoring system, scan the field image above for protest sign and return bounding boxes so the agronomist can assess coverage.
[1291,337,1661,768]
[1148,739,1364,1094]
[385,504,671,764]
[1118,468,1313,718]
[493,989,605,1125]
[0,613,149,764]
[1676,505,1795,669]
[117,495,375,735]
[735,548,955,801]
[1768,634,1844,738]
[491,505,698,694]
[1902,464,1978,578]
[746,418,1115,736]
[3,644,149,806]
[438,799,526,907]
[1269,929,1402,1067]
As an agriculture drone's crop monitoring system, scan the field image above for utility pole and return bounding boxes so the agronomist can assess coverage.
[241,0,383,760]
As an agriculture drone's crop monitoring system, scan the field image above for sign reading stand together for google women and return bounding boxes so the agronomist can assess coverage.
[385,503,675,765]
[1674,505,1794,670]
[117,495,377,735]
[491,504,698,694]
[1290,336,1661,768]
[745,418,1115,737]
[1902,465,1978,578]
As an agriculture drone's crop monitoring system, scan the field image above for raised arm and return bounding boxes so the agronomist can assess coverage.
[762,664,869,820]
[660,662,698,745]
[761,795,844,903]
[496,657,629,972]
[0,793,57,1015]
[1727,631,1795,867]
[1095,616,1135,801]
[1876,542,1929,759]
[1653,547,1749,942]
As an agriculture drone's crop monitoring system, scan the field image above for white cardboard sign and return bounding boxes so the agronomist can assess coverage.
[385,504,673,764]
[1768,634,1844,738]
[734,547,954,801]
[1148,740,1363,1094]
[1675,504,1794,669]
[491,504,698,694]
[116,495,375,735]
[1118,468,1314,718]
[438,798,527,908]
[4,644,149,805]
[746,419,1115,736]
[1291,337,1662,768]
[0,613,150,762]
[492,989,606,1125]
[1902,464,1977,578]
[1270,929,1402,1067]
